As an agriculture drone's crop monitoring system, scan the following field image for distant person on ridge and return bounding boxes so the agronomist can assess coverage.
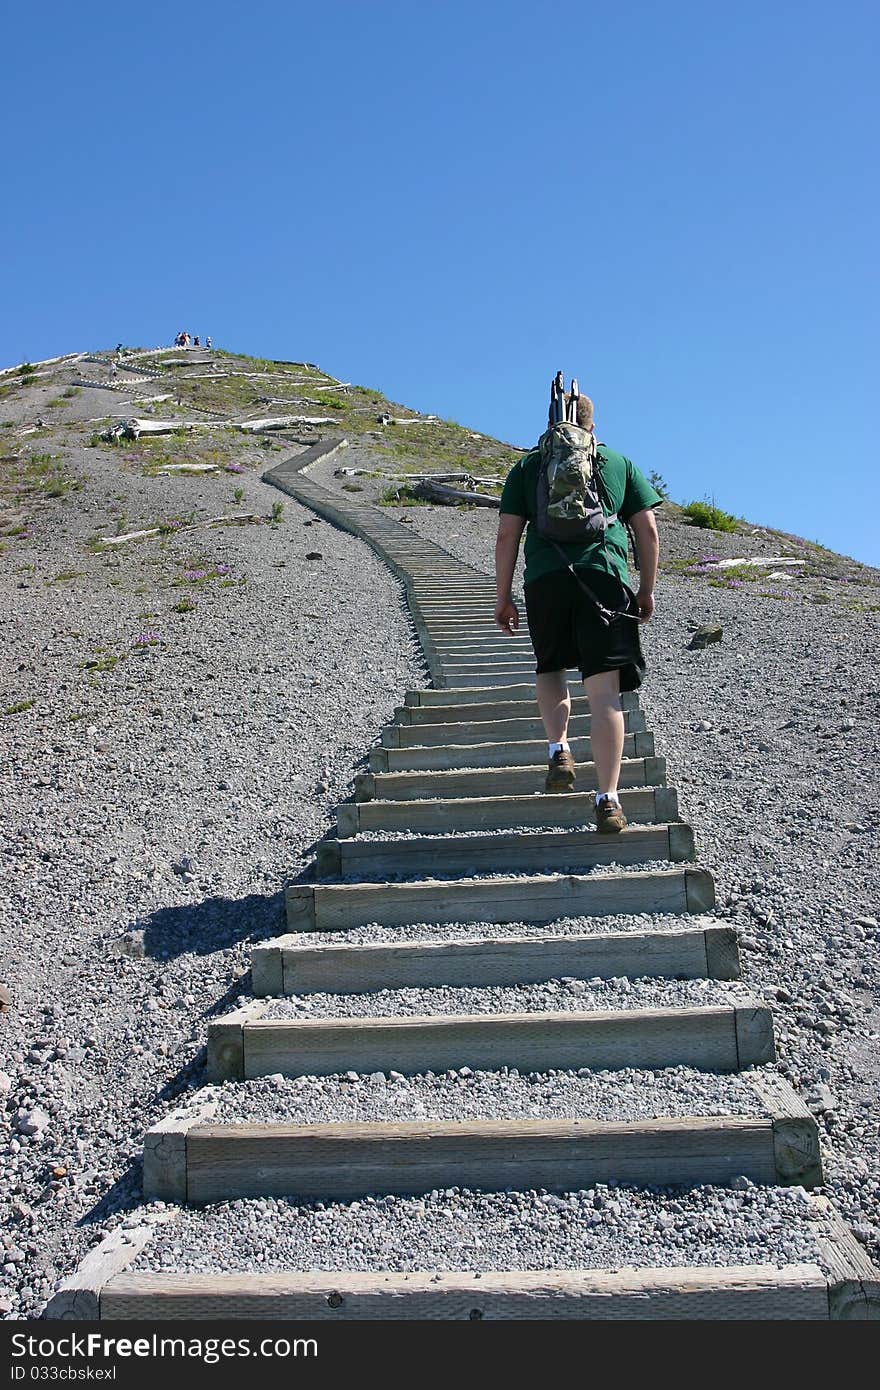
[494,380,661,832]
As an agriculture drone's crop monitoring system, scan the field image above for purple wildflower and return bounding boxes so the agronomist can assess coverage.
[212,563,232,576]
[726,580,744,589]
[183,568,207,581]
[225,463,245,474]
[133,631,160,647]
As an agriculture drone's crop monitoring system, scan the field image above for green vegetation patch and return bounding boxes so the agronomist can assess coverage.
[378,484,431,507]
[3,699,34,716]
[681,498,740,532]
[81,649,123,674]
[708,563,760,588]
[0,450,82,511]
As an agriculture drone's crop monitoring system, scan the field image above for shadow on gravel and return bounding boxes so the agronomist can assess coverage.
[79,1162,144,1227]
[139,889,287,960]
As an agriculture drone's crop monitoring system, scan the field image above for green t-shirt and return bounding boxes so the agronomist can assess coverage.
[499,442,662,587]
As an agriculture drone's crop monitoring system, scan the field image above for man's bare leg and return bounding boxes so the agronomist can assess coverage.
[537,669,576,792]
[583,669,625,797]
[536,670,570,743]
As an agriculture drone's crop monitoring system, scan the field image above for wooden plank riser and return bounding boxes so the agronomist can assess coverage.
[427,641,536,650]
[175,1117,788,1203]
[318,824,694,879]
[218,1004,772,1080]
[341,786,678,835]
[406,684,619,705]
[399,693,641,722]
[444,673,586,688]
[369,731,654,772]
[286,868,715,931]
[99,1266,834,1320]
[252,924,739,995]
[439,662,540,672]
[381,710,647,747]
[355,757,667,802]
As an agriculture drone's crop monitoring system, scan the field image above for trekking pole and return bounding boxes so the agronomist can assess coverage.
[551,370,565,424]
[569,377,579,423]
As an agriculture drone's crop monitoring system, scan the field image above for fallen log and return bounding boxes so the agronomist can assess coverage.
[107,419,196,439]
[712,556,805,569]
[335,468,497,482]
[377,413,440,425]
[414,479,500,508]
[99,513,263,546]
[0,351,86,378]
[236,415,339,432]
[103,414,339,441]
[155,464,219,474]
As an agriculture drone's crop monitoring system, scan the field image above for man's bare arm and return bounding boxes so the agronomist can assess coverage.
[494,512,526,633]
[629,507,660,622]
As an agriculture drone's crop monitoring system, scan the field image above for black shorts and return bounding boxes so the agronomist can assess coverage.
[523,566,646,690]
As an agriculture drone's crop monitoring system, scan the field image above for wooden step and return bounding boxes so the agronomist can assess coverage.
[355,757,667,802]
[445,672,584,689]
[427,635,521,643]
[439,657,536,669]
[442,672,600,689]
[433,644,537,657]
[340,787,678,835]
[398,691,641,722]
[369,731,655,772]
[415,600,502,609]
[381,709,647,747]
[207,1000,773,1082]
[428,634,534,644]
[427,633,533,644]
[251,921,739,996]
[406,683,614,706]
[316,823,694,879]
[91,1264,849,1320]
[45,1192,880,1320]
[286,866,715,931]
[142,1075,821,1204]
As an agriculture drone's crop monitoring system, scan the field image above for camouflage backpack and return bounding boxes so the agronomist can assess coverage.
[535,373,617,543]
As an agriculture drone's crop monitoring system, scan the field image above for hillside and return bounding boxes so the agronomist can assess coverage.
[0,346,878,1319]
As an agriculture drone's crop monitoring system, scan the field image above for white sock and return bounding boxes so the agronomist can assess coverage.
[548,741,570,757]
[596,791,620,806]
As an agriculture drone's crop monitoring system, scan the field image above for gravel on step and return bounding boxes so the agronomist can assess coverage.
[350,821,664,841]
[194,1066,768,1126]
[128,1184,837,1275]
[317,857,680,886]
[274,910,721,948]
[257,976,752,1019]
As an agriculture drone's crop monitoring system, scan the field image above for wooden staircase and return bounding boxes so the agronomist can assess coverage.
[46,447,880,1320]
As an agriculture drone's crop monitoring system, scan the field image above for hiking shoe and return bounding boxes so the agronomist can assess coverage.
[595,795,628,833]
[545,749,576,793]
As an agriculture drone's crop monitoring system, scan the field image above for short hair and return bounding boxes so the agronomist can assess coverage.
[548,393,594,430]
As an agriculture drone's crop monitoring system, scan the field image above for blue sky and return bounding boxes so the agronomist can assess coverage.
[2,1,877,563]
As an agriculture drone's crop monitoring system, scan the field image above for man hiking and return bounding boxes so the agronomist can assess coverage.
[494,383,662,832]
